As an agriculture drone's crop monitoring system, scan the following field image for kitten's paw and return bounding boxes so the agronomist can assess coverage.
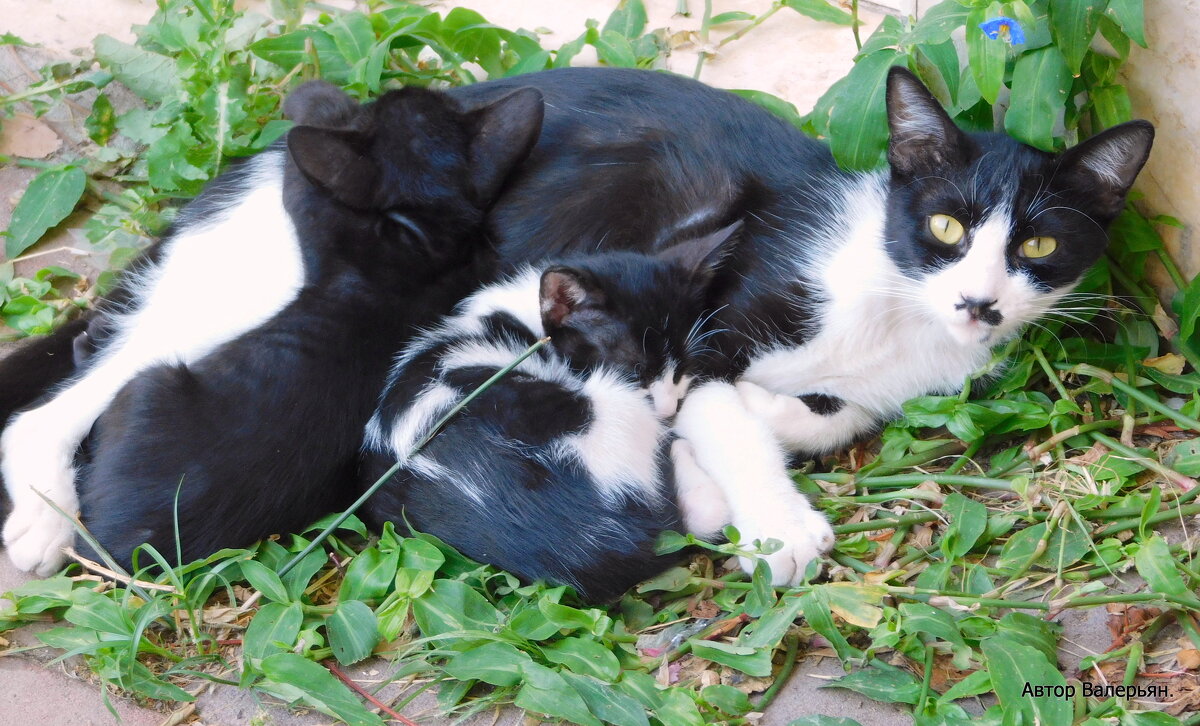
[671,439,731,539]
[3,501,74,576]
[735,500,834,586]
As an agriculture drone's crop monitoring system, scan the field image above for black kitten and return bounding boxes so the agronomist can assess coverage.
[67,82,543,570]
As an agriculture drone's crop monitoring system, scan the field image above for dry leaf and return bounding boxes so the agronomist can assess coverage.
[1179,650,1200,670]
[1145,353,1186,376]
[0,114,62,159]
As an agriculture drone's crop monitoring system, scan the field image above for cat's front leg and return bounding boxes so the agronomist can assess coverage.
[673,381,834,585]
[735,381,876,454]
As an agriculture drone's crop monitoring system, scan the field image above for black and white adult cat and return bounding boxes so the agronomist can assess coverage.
[2,66,1153,586]
[3,81,544,573]
[360,224,739,601]
[440,66,1154,584]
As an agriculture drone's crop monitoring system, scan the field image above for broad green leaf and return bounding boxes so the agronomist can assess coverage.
[740,594,805,648]
[967,5,1008,105]
[827,50,905,170]
[412,579,500,637]
[656,688,705,726]
[942,492,988,558]
[10,576,74,614]
[325,11,376,64]
[1091,84,1132,128]
[701,684,752,715]
[444,641,532,686]
[981,635,1072,726]
[801,589,858,661]
[824,662,921,705]
[939,669,992,702]
[603,0,648,38]
[122,659,195,702]
[710,11,755,25]
[781,0,856,26]
[899,603,967,649]
[240,559,290,603]
[743,559,777,616]
[1105,0,1145,47]
[259,653,384,726]
[64,589,132,636]
[909,1,972,45]
[561,671,650,726]
[400,538,446,571]
[515,662,603,726]
[688,639,774,677]
[543,637,621,681]
[248,28,352,82]
[243,602,303,667]
[538,598,600,632]
[339,547,398,603]
[326,600,379,665]
[822,582,885,628]
[1135,535,1200,606]
[93,35,181,103]
[1050,0,1110,74]
[995,612,1061,668]
[728,89,804,130]
[6,166,87,258]
[280,546,326,602]
[1005,45,1071,150]
[593,30,637,67]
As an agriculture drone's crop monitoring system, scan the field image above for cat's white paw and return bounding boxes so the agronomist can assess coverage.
[670,439,731,539]
[735,380,784,418]
[3,499,75,576]
[735,497,834,586]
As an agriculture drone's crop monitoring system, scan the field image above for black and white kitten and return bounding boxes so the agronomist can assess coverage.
[359,224,739,602]
[3,81,544,573]
[444,66,1154,585]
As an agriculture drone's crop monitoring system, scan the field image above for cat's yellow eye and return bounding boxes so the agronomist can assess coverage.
[1019,236,1058,259]
[929,214,965,245]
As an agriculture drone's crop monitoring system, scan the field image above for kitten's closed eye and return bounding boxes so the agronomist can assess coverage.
[385,210,431,248]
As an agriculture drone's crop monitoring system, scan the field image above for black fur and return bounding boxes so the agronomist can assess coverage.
[74,83,544,570]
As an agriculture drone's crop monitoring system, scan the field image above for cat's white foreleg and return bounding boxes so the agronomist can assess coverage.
[670,438,730,539]
[734,381,877,454]
[0,368,129,575]
[673,380,834,586]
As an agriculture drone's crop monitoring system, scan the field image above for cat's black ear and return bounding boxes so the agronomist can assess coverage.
[540,267,604,330]
[1055,121,1154,218]
[288,126,379,208]
[886,66,970,177]
[656,220,744,285]
[283,81,362,127]
[464,87,545,207]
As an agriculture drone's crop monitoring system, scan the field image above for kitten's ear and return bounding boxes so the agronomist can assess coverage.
[540,267,605,330]
[886,66,971,176]
[464,87,545,207]
[656,220,744,285]
[1056,121,1154,218]
[288,126,379,208]
[284,81,361,127]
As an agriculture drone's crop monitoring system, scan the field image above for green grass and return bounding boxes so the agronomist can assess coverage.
[3,1,1199,724]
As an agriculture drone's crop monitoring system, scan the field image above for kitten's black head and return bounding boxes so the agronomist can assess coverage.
[539,222,741,385]
[283,81,544,272]
[882,67,1153,346]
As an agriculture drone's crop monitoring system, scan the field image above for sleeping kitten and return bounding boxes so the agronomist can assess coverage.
[4,81,544,573]
[359,224,739,602]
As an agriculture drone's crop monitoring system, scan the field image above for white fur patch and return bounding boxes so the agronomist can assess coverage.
[1,151,305,575]
[559,368,665,504]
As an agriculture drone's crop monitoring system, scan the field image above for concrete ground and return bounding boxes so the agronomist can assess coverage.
[0,1,1163,725]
